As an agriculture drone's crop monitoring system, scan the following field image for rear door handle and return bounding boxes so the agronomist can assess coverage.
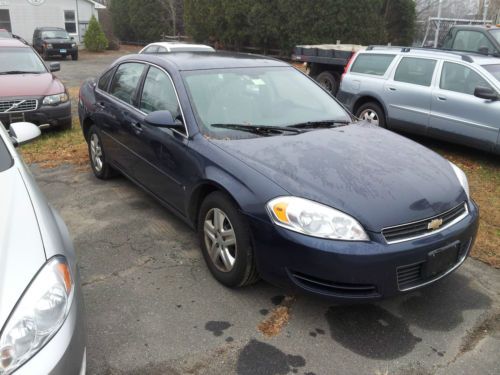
[436,96,447,101]
[96,101,105,109]
[388,87,397,91]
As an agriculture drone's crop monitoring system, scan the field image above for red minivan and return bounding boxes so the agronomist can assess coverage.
[0,38,71,129]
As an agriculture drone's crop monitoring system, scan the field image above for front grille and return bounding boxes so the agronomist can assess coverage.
[53,43,72,49]
[0,99,38,113]
[382,203,468,243]
[290,271,380,298]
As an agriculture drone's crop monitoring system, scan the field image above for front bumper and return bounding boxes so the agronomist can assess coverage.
[0,101,71,129]
[249,200,479,300]
[45,48,78,57]
[16,281,86,375]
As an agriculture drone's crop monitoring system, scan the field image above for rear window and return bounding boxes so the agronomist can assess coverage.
[350,54,396,76]
[0,135,13,173]
[482,64,500,83]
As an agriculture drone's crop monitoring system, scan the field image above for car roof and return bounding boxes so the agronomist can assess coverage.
[143,42,215,52]
[361,46,500,64]
[119,51,290,71]
[0,38,28,47]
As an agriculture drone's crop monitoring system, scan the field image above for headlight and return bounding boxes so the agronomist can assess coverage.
[42,93,69,105]
[45,43,53,49]
[0,256,74,375]
[71,43,76,48]
[449,162,470,200]
[266,196,369,241]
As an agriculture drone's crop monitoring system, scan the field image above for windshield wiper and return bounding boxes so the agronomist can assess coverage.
[0,71,43,75]
[211,123,303,135]
[289,120,351,129]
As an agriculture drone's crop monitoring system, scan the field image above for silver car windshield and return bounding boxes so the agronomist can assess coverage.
[182,66,350,138]
[0,47,47,74]
[0,136,13,172]
[482,64,500,83]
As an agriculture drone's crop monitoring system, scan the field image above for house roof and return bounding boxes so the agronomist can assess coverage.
[84,0,106,9]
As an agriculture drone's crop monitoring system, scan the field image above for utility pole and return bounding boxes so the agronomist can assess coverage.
[433,0,442,47]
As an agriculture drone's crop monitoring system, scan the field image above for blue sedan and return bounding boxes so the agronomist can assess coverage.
[78,52,479,300]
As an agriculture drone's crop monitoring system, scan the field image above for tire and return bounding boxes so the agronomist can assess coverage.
[87,125,115,179]
[198,191,259,288]
[316,71,340,95]
[356,102,386,128]
[71,53,78,61]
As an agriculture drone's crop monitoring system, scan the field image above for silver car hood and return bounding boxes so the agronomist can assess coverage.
[0,166,46,328]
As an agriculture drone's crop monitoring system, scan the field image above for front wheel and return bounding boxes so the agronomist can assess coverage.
[71,53,78,61]
[87,125,115,179]
[356,102,386,128]
[198,192,259,287]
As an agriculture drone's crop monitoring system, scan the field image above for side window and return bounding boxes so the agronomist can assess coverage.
[453,31,495,54]
[139,66,183,127]
[440,62,492,96]
[109,63,145,105]
[143,46,159,54]
[98,68,114,91]
[350,54,396,76]
[394,57,436,86]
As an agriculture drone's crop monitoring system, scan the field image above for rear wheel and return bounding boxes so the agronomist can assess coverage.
[87,125,115,179]
[198,192,259,287]
[356,102,386,128]
[316,71,340,95]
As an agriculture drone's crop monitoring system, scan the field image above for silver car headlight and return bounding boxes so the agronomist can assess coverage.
[449,162,470,200]
[42,93,69,106]
[0,256,74,375]
[266,196,369,241]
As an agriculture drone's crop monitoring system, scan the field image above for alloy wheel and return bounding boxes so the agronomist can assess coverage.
[90,133,103,172]
[204,208,237,272]
[359,109,380,126]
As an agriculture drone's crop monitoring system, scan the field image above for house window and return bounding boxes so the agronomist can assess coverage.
[64,10,76,33]
[0,9,11,32]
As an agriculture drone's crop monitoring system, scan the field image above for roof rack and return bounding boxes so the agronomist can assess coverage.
[366,45,476,62]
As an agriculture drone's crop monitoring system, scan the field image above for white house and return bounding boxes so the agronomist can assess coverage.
[0,0,106,43]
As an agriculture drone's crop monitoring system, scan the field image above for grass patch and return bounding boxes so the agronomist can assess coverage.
[20,117,88,170]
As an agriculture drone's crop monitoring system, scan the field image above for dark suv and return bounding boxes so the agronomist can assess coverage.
[33,27,78,60]
[441,25,500,56]
[0,38,72,129]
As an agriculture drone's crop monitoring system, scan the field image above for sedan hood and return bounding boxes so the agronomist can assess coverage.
[0,73,65,97]
[0,167,46,328]
[212,123,466,232]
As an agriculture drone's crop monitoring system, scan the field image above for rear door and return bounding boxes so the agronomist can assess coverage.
[429,61,500,152]
[100,62,146,174]
[382,56,437,134]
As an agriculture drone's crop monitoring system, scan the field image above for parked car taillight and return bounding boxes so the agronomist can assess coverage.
[342,51,358,81]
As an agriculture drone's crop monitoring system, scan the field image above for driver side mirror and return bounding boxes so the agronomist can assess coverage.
[144,110,184,130]
[474,87,498,101]
[49,62,60,72]
[9,122,41,147]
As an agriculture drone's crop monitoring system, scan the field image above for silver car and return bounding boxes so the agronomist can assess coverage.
[0,122,86,374]
[337,47,500,154]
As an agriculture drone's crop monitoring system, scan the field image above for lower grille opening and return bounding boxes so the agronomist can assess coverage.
[290,271,380,298]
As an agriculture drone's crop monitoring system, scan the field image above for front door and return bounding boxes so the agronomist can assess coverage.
[383,56,437,135]
[430,61,500,152]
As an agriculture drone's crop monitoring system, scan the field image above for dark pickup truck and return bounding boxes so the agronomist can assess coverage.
[292,44,364,95]
[440,25,500,56]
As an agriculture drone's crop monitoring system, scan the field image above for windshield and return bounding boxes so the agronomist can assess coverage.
[0,136,13,173]
[482,64,500,83]
[182,67,351,139]
[489,29,500,45]
[0,47,47,74]
[42,30,70,39]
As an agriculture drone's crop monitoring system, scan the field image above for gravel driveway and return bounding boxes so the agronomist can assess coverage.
[30,50,500,375]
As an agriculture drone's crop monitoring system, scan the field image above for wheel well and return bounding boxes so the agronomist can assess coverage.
[188,182,241,229]
[352,96,385,117]
[82,118,94,141]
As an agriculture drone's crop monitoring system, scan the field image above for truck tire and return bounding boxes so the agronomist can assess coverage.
[316,71,340,95]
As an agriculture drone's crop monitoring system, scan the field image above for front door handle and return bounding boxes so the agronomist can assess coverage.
[95,101,106,109]
[388,87,397,91]
[130,121,143,133]
[436,95,447,101]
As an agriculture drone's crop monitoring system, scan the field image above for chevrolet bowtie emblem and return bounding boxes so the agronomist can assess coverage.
[428,218,443,230]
